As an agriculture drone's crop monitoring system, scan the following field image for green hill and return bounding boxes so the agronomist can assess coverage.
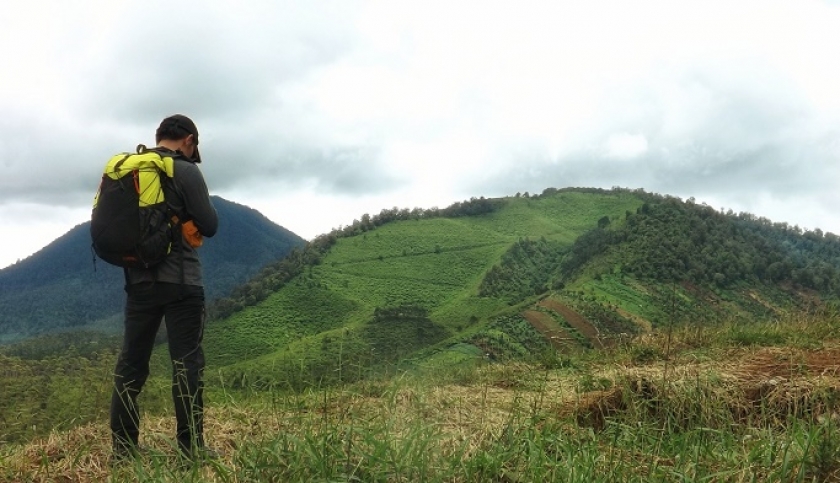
[197,188,840,389]
[200,189,641,384]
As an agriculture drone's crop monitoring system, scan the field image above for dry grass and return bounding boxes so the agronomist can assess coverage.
[1,361,580,482]
[5,322,840,482]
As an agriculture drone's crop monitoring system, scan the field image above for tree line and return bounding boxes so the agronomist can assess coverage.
[479,237,566,303]
[560,194,840,296]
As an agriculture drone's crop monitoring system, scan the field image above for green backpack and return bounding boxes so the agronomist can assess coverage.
[90,145,178,268]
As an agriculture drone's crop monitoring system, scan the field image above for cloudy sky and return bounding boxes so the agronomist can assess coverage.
[1,0,839,269]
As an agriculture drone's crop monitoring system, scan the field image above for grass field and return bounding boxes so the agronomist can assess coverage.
[5,312,840,482]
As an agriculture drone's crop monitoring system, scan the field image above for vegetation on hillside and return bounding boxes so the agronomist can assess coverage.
[208,195,506,319]
[6,185,840,479]
[198,189,644,394]
[560,194,840,295]
[5,311,840,482]
[478,237,566,303]
[208,188,643,323]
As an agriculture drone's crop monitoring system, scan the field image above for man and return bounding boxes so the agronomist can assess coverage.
[110,114,218,462]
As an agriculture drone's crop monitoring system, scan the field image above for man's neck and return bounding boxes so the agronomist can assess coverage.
[157,140,182,151]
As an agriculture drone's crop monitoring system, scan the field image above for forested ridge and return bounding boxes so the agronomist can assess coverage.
[558,193,840,296]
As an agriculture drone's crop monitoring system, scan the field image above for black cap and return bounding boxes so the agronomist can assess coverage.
[157,114,201,163]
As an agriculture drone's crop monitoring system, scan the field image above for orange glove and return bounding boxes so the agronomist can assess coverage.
[181,220,204,248]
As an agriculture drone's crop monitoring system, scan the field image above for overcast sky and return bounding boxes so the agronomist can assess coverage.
[1,0,839,269]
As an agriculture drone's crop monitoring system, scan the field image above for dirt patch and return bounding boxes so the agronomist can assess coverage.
[738,347,840,381]
[522,310,580,350]
[572,387,624,431]
[538,299,604,348]
[680,280,721,305]
[573,350,840,432]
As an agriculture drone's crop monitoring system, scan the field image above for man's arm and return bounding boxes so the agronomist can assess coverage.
[175,161,218,237]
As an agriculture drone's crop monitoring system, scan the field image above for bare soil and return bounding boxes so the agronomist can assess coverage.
[575,346,840,432]
[538,299,605,348]
[522,310,580,350]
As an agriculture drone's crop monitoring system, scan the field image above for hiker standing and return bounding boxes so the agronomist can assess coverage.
[102,115,218,461]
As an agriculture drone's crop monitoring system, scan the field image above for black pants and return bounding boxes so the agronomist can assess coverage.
[110,282,206,455]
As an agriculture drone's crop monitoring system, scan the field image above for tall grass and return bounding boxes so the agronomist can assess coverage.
[4,312,840,482]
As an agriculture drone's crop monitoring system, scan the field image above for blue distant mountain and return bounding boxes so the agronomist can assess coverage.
[0,196,305,341]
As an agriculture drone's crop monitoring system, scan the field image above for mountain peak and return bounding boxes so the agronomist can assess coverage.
[0,197,305,342]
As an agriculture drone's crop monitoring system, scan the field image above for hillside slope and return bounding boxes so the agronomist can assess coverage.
[199,189,840,388]
[0,197,305,341]
[201,190,644,384]
[443,196,840,361]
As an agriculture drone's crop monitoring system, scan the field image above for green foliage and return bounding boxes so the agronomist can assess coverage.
[559,194,840,298]
[478,237,566,303]
[363,306,450,362]
[0,330,122,360]
[724,322,790,347]
[576,372,614,392]
[205,281,359,367]
[550,193,840,333]
[0,351,117,444]
[463,315,554,362]
[217,327,371,391]
[554,287,640,334]
[804,422,840,481]
[208,237,331,320]
[217,305,450,392]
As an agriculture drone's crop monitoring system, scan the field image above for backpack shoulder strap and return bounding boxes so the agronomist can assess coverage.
[113,153,132,172]
[137,146,177,178]
[103,153,134,179]
[105,150,176,179]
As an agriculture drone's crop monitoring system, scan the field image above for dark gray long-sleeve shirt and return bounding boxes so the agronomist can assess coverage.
[127,151,218,287]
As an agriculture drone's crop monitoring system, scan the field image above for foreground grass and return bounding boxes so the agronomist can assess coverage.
[3,314,840,482]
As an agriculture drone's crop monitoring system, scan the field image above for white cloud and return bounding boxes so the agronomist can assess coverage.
[0,203,91,269]
[2,0,840,268]
[605,133,649,159]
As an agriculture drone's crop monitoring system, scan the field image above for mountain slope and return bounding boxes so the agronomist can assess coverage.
[544,197,840,329]
[455,195,840,361]
[0,196,305,341]
[200,190,644,383]
[6,187,840,452]
[194,188,840,388]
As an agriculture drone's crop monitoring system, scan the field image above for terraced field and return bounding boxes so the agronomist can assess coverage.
[539,298,604,348]
[521,310,580,350]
